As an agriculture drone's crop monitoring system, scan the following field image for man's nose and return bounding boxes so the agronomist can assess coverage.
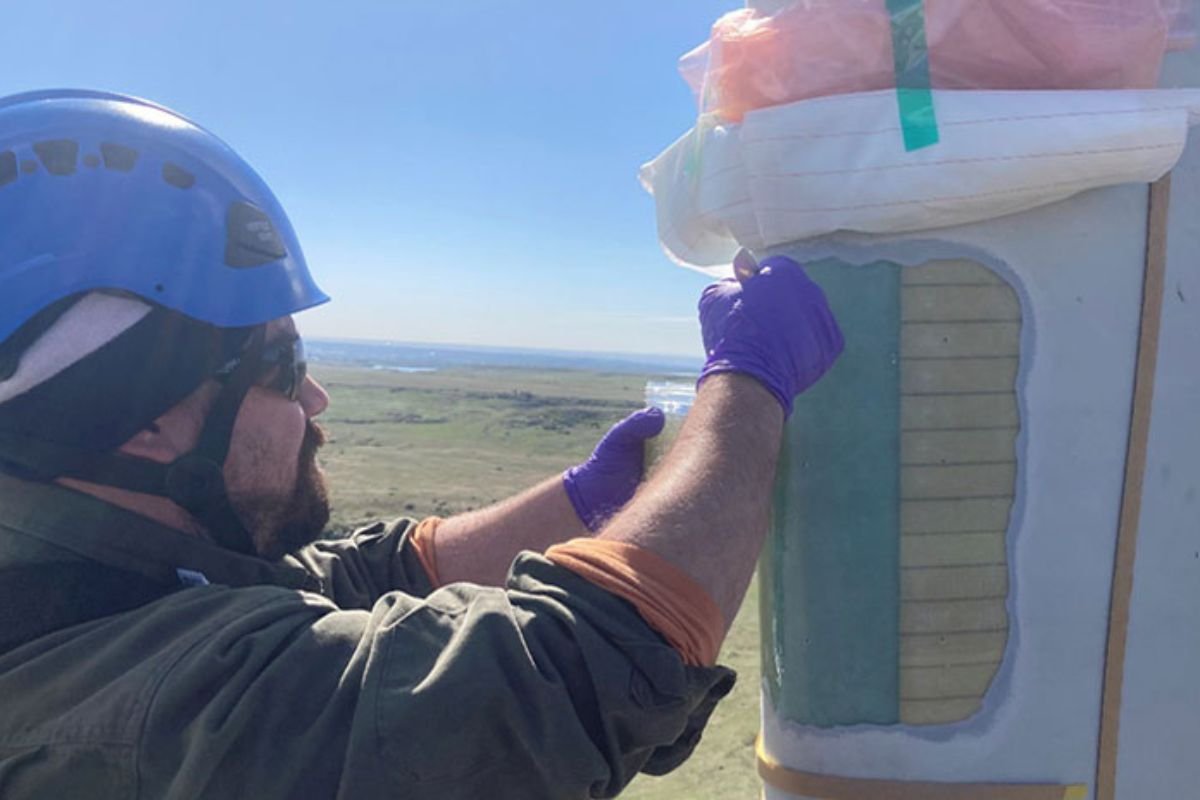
[298,374,329,418]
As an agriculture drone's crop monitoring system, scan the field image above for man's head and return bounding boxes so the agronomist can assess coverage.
[131,315,334,559]
[0,293,334,558]
[0,90,333,558]
[212,318,333,558]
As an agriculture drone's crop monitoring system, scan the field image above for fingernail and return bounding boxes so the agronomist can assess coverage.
[733,248,759,283]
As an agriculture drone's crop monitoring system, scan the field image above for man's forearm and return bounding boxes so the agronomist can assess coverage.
[598,373,784,630]
[433,475,587,586]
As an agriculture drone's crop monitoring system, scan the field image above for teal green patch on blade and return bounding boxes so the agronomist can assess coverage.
[764,259,902,727]
[887,0,939,152]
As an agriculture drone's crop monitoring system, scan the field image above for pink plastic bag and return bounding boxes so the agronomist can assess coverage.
[684,1,1188,123]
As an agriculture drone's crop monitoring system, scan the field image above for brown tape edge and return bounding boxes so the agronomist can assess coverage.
[757,737,1082,800]
[1094,174,1173,800]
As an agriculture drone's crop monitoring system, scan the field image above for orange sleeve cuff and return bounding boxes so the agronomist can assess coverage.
[545,538,724,667]
[409,517,443,588]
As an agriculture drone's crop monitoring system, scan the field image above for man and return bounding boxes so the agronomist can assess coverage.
[0,90,843,798]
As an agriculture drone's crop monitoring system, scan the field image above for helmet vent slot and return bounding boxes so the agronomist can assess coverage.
[162,162,195,190]
[224,201,287,268]
[0,152,15,187]
[33,140,78,176]
[99,142,138,172]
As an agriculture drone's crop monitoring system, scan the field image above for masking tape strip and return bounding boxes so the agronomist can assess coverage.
[886,0,939,152]
[1095,174,1173,800]
[758,737,1086,800]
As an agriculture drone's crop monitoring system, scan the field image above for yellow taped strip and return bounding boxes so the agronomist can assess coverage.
[757,737,1086,800]
[1095,174,1173,800]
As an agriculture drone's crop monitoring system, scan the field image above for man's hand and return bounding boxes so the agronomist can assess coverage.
[430,411,664,586]
[698,255,844,417]
[597,256,844,633]
[563,407,666,531]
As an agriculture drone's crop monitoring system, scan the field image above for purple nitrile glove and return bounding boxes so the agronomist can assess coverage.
[698,254,844,417]
[563,407,666,531]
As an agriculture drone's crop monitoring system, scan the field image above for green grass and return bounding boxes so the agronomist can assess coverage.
[314,364,644,526]
[313,363,762,800]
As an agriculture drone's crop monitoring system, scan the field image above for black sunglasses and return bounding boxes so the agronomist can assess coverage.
[214,336,307,401]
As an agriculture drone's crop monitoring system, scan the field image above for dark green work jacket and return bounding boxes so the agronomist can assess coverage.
[0,473,734,799]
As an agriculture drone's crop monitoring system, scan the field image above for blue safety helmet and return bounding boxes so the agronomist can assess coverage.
[0,89,329,344]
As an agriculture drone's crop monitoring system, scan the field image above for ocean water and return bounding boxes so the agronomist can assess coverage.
[307,338,702,377]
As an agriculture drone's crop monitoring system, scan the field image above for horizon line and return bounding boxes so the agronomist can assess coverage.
[306,334,704,366]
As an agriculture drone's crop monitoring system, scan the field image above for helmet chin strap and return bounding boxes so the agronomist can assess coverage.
[159,327,268,555]
[0,328,268,557]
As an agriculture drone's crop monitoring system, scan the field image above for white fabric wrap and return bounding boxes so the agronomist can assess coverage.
[640,88,1200,273]
[0,293,152,404]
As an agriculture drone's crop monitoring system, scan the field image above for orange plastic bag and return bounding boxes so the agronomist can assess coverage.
[683,1,1187,123]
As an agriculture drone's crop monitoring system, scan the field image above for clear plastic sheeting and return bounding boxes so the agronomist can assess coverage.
[643,381,695,476]
[683,1,1195,124]
[640,89,1200,269]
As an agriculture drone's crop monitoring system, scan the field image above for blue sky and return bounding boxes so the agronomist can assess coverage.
[4,1,740,357]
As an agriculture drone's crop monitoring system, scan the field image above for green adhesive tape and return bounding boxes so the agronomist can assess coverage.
[887,0,939,152]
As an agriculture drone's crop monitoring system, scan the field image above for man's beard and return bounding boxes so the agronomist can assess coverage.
[237,420,332,560]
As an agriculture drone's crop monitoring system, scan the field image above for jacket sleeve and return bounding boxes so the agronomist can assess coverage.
[137,554,735,800]
[287,517,437,608]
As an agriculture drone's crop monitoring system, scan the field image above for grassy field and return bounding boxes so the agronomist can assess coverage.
[312,363,763,800]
